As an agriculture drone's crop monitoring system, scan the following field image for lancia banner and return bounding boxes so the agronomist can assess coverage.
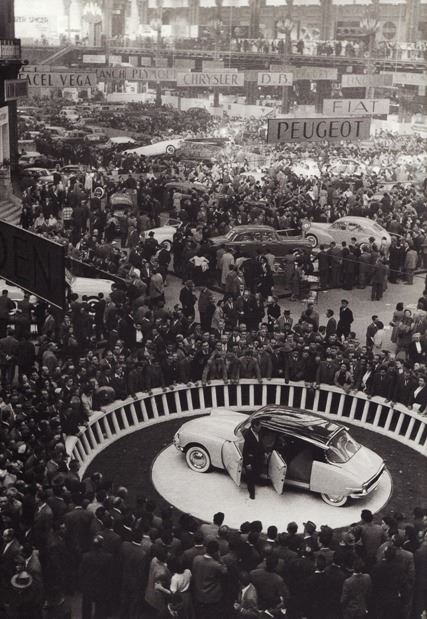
[257,72,293,86]
[323,98,390,115]
[24,71,97,88]
[176,72,245,87]
[267,117,371,143]
[341,73,393,88]
[96,67,176,82]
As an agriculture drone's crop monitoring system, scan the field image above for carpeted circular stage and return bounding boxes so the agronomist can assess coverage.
[152,445,393,530]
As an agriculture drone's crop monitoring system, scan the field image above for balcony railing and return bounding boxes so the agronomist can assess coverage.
[66,380,427,476]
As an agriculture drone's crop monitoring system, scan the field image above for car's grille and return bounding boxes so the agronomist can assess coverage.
[364,465,385,491]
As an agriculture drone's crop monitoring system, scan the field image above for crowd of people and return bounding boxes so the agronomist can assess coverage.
[1,100,426,617]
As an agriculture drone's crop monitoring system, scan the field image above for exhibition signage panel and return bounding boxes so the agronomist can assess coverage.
[0,221,65,310]
[323,98,390,115]
[341,73,393,88]
[82,54,106,63]
[176,72,245,87]
[24,72,97,88]
[267,117,371,143]
[257,72,293,86]
[382,72,427,86]
[96,67,176,81]
[4,79,28,101]
[270,65,337,81]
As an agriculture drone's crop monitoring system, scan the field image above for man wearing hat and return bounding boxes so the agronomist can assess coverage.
[242,419,265,500]
[9,569,42,619]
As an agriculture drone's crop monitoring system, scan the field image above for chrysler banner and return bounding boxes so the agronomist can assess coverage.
[323,98,390,115]
[267,117,371,143]
[176,72,245,87]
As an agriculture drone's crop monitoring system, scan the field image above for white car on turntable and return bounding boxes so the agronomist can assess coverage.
[173,405,386,507]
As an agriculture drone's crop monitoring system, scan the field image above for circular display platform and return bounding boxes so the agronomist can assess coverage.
[152,445,393,530]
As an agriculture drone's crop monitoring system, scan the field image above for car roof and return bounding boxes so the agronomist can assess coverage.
[336,216,376,225]
[250,405,342,446]
[230,225,276,231]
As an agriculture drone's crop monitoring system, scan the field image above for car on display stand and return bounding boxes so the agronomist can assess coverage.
[174,405,386,507]
[304,216,392,249]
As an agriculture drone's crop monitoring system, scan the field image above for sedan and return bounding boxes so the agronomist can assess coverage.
[20,168,54,184]
[304,216,392,249]
[209,225,311,257]
[174,405,386,507]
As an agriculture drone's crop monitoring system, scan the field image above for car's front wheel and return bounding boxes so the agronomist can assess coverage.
[162,239,172,251]
[321,493,348,507]
[185,445,211,473]
[306,233,318,248]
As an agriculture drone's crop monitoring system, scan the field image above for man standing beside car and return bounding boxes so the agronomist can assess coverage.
[242,419,264,500]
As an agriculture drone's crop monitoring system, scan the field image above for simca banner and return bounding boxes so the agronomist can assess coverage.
[381,72,427,86]
[267,117,371,143]
[341,73,393,88]
[176,71,245,87]
[323,98,390,115]
[257,72,293,86]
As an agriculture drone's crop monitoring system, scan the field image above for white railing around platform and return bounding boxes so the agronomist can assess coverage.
[66,380,427,476]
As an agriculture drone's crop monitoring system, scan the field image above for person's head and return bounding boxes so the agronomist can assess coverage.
[361,509,373,523]
[251,419,261,433]
[206,540,219,557]
[326,309,334,318]
[213,512,225,526]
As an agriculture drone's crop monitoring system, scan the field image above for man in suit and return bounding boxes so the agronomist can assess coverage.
[391,369,416,407]
[341,557,371,619]
[242,419,265,500]
[407,332,427,364]
[79,535,113,619]
[119,530,149,619]
[336,299,354,341]
[367,366,393,400]
[234,571,258,618]
[0,528,23,593]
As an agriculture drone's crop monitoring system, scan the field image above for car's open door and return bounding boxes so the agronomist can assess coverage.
[268,450,287,494]
[221,441,243,487]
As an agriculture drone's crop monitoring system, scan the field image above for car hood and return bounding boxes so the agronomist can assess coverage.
[339,444,384,485]
[183,409,246,442]
[71,276,114,298]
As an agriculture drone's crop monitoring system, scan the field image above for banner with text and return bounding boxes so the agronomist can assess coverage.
[270,65,337,81]
[267,117,371,143]
[23,71,97,88]
[341,73,393,88]
[381,72,427,86]
[257,72,293,86]
[323,98,390,115]
[96,67,177,82]
[176,71,245,87]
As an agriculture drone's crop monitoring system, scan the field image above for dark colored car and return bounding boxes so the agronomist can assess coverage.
[209,225,311,257]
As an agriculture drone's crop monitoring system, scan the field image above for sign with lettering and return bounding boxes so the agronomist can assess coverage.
[96,67,176,82]
[0,39,21,60]
[257,72,293,86]
[382,72,427,86]
[176,71,244,87]
[4,79,28,101]
[323,98,390,115]
[0,221,65,309]
[267,117,371,143]
[23,72,97,88]
[270,65,337,81]
[341,73,393,88]
[82,54,106,64]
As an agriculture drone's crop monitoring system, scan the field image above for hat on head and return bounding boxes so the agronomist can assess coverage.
[11,571,33,590]
[304,521,316,535]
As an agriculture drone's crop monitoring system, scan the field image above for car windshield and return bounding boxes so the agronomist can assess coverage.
[326,430,360,464]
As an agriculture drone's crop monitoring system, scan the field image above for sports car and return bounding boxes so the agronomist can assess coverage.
[174,405,385,507]
[304,216,392,249]
[144,219,181,251]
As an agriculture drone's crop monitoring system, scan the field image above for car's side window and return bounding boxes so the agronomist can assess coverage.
[261,232,276,242]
